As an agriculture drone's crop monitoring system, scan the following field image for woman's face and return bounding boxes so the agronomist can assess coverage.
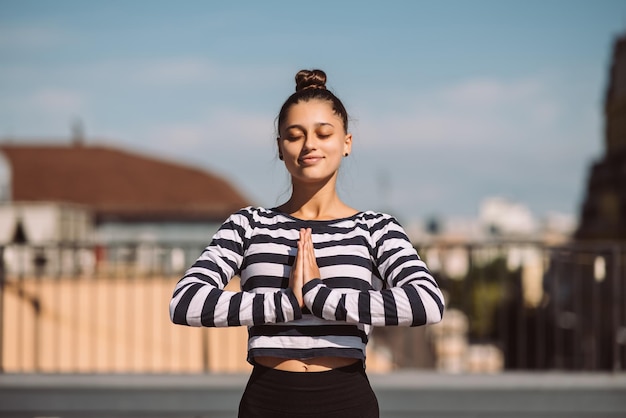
[277,99,352,186]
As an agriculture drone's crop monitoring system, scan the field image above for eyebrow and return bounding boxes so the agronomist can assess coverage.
[284,122,335,131]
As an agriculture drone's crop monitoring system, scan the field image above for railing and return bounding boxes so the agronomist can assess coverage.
[0,240,624,373]
[420,240,626,372]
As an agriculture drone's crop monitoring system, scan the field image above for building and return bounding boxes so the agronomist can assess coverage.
[0,141,249,241]
[0,141,250,275]
[576,33,626,241]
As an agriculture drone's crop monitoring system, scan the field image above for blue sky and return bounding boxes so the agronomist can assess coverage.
[1,0,625,223]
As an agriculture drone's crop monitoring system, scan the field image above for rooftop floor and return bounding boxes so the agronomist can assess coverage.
[1,372,625,418]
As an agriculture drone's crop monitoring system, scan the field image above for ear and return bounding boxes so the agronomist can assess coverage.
[343,133,352,156]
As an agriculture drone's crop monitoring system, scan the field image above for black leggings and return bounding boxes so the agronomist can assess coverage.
[238,361,379,418]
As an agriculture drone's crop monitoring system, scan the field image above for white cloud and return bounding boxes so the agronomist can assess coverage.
[0,24,70,49]
[530,101,561,125]
[140,58,218,85]
[0,55,286,94]
[354,76,562,149]
[150,108,275,152]
[0,88,86,120]
[30,89,86,114]
[340,74,598,219]
[61,56,286,90]
[153,124,206,147]
[439,78,543,108]
[0,87,88,138]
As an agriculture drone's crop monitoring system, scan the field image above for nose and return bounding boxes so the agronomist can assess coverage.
[302,134,318,152]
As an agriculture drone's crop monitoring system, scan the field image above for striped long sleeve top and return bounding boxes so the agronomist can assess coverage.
[170,206,444,364]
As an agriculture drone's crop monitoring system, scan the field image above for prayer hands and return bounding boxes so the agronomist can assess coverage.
[289,228,321,308]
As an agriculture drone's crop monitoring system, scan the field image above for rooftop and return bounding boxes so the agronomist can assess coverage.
[0,142,250,222]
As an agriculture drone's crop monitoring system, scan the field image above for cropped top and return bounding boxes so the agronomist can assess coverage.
[169,206,444,364]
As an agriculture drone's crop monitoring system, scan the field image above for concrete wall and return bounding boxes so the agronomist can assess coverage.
[1,276,394,373]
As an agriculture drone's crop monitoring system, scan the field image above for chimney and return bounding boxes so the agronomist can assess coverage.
[71,118,85,147]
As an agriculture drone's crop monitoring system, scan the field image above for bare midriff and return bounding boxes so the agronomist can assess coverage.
[254,356,360,372]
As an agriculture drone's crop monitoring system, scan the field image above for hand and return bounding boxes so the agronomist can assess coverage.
[289,229,305,307]
[301,228,320,286]
[289,228,320,308]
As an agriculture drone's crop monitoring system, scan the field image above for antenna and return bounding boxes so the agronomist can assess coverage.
[71,117,85,147]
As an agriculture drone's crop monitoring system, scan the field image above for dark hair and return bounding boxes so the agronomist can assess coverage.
[277,69,349,133]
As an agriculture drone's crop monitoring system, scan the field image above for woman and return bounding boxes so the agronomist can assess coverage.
[170,69,444,418]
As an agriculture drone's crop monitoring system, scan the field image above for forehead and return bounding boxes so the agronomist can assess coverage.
[282,99,343,128]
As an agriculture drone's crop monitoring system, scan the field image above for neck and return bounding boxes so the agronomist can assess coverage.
[280,175,352,220]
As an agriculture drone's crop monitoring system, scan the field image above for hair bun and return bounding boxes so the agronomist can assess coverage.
[295,69,327,92]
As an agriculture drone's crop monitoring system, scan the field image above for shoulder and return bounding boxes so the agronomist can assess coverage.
[356,211,402,230]
[216,207,278,244]
[226,206,271,218]
[225,206,288,226]
[355,211,411,245]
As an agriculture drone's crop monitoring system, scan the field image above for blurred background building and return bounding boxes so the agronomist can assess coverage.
[0,138,248,274]
[576,33,626,242]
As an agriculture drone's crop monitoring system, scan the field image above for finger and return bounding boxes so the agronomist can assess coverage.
[306,228,315,260]
[296,233,303,272]
[302,229,309,261]
[298,229,307,273]
[302,228,311,254]
[299,229,305,255]
[309,229,321,276]
[291,230,302,276]
[289,230,305,307]
[302,229,317,278]
[303,229,310,258]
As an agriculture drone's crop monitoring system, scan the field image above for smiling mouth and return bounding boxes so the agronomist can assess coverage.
[299,156,323,164]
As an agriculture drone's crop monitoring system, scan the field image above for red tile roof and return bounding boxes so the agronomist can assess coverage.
[0,143,250,222]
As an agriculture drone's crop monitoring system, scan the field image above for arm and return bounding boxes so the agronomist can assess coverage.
[170,209,302,327]
[300,218,444,327]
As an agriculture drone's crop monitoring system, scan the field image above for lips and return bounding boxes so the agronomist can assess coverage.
[298,155,323,165]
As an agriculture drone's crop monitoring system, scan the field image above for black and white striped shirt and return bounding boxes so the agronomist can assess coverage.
[170,207,444,364]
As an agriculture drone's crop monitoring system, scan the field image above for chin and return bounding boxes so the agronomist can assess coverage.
[292,172,338,186]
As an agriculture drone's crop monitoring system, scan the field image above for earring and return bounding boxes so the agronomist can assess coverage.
[344,153,349,157]
[279,154,283,160]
